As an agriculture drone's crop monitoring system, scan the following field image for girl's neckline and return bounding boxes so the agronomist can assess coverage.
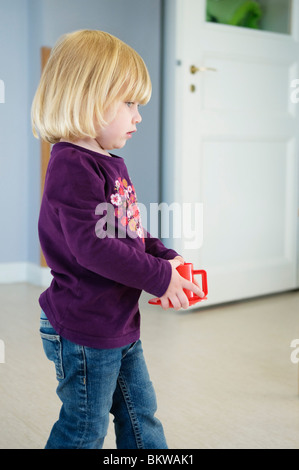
[54,141,124,162]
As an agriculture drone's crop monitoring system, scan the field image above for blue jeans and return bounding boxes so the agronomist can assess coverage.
[40,311,167,449]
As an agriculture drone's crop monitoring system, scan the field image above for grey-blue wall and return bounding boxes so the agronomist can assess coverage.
[0,0,162,265]
[0,0,29,263]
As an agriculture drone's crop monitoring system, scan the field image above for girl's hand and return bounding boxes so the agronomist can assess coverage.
[173,255,185,265]
[159,259,205,311]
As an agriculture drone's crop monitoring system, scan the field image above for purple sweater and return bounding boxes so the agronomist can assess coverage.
[38,142,179,348]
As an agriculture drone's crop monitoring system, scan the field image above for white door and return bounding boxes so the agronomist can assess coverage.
[162,0,299,306]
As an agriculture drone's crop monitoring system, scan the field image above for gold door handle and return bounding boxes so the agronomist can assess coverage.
[190,65,217,74]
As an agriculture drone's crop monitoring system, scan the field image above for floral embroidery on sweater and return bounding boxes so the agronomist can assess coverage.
[110,177,144,242]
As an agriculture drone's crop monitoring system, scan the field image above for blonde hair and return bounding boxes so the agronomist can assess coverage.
[31,30,152,143]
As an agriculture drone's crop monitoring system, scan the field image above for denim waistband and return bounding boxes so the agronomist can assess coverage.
[40,310,48,320]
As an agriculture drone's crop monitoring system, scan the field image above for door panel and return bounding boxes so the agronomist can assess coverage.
[201,55,291,115]
[201,139,297,297]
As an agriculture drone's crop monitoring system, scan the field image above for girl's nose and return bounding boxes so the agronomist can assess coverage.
[134,108,142,124]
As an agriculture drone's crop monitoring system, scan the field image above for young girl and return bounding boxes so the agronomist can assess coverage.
[32,29,203,449]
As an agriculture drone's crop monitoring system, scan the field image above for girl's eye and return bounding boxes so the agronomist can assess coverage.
[126,102,140,108]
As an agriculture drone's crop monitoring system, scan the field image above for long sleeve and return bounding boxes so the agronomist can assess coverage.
[144,230,180,261]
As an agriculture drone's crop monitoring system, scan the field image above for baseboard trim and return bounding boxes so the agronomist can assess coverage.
[0,262,52,286]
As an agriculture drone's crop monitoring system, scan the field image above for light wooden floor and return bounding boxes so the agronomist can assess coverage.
[0,283,298,449]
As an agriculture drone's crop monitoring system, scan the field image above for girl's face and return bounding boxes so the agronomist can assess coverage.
[95,101,142,154]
